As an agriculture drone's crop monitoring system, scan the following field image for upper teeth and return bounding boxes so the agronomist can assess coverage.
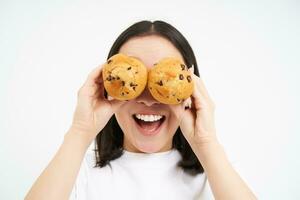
[135,114,163,122]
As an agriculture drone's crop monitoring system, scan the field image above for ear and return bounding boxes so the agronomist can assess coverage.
[189,65,194,74]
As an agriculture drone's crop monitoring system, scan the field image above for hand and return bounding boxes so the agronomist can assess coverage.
[180,67,218,151]
[70,63,125,141]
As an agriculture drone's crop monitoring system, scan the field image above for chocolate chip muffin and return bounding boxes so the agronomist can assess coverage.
[148,57,194,104]
[102,53,148,100]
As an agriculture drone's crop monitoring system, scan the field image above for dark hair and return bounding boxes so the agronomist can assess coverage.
[94,20,204,175]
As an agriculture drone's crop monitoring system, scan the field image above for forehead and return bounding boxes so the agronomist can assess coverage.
[118,35,184,68]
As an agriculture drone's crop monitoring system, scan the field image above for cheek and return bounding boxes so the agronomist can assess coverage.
[167,104,185,123]
[114,102,133,131]
[115,112,131,134]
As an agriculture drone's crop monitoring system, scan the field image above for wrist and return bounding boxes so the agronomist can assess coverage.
[191,134,219,151]
[192,136,225,160]
[64,127,96,148]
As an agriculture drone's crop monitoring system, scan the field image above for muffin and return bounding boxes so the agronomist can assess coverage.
[148,57,194,104]
[102,53,148,100]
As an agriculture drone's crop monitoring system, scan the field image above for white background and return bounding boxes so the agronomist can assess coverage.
[1,0,299,199]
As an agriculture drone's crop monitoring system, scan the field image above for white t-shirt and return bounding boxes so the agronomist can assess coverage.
[69,148,214,200]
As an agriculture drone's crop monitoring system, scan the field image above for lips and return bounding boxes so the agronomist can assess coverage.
[132,115,166,136]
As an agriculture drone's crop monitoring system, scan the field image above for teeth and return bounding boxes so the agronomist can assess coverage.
[135,114,163,122]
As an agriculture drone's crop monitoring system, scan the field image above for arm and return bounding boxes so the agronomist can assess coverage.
[179,71,257,199]
[25,63,125,200]
[24,129,92,200]
[194,139,257,200]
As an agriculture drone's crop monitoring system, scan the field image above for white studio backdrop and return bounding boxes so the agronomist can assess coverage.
[0,0,299,199]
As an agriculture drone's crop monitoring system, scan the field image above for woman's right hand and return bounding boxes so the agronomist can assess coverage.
[69,63,125,142]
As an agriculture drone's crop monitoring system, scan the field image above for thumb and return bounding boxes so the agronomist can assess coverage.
[180,107,195,138]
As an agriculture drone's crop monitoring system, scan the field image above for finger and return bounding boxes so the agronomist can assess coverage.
[94,80,105,99]
[83,64,107,100]
[188,65,194,74]
[107,95,115,101]
[191,74,213,102]
[179,103,196,138]
[188,65,212,100]
[191,78,210,111]
[83,64,105,87]
[188,98,192,109]
[187,71,206,108]
[189,66,209,99]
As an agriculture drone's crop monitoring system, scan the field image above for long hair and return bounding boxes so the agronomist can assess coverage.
[94,20,204,175]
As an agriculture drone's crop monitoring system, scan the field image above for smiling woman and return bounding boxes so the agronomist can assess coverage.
[96,21,203,174]
[25,20,257,200]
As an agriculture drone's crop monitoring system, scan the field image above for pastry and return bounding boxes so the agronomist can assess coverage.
[147,57,194,104]
[102,53,148,100]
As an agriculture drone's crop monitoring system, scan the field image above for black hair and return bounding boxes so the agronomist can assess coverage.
[94,20,203,175]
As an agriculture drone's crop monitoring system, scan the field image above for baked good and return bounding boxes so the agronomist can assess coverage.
[102,53,148,100]
[147,57,194,104]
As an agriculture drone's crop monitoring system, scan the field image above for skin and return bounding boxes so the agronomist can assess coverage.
[25,34,257,200]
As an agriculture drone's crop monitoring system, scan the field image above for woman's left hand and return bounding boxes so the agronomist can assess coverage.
[180,68,218,151]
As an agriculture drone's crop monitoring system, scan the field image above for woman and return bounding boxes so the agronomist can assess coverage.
[25,20,257,200]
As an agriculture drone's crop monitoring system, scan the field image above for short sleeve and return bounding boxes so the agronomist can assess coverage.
[199,175,215,199]
[69,154,89,200]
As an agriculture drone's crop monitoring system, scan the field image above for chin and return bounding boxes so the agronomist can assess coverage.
[136,145,158,153]
[135,142,168,153]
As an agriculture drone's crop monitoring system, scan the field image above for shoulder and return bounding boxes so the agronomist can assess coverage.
[75,151,114,185]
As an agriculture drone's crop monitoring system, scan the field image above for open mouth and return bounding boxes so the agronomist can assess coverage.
[132,114,166,136]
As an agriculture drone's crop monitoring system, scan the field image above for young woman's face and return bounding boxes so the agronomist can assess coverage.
[115,35,187,153]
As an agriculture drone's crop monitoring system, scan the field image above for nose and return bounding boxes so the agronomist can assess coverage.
[135,87,161,107]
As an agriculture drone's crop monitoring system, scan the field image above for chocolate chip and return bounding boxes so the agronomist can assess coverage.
[126,91,129,94]
[121,92,124,96]
[107,59,112,64]
[116,76,120,80]
[121,81,125,86]
[133,87,136,91]
[179,74,184,80]
[187,75,192,83]
[181,64,186,70]
[130,82,137,87]
[177,98,181,102]
[106,75,112,81]
[135,71,138,74]
[127,66,132,70]
[157,80,163,86]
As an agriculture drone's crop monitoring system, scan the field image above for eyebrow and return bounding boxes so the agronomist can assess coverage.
[128,55,187,67]
[128,55,141,60]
